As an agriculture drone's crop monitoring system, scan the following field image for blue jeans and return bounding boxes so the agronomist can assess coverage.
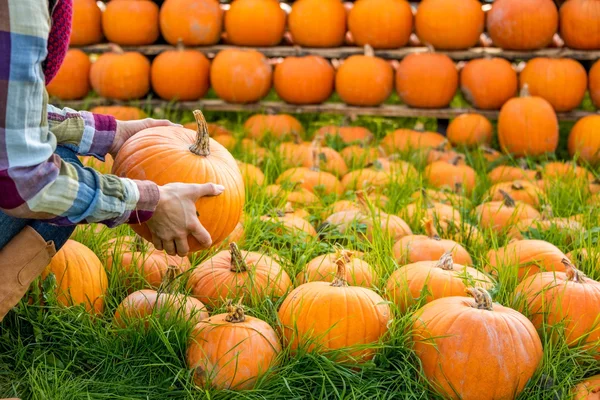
[0,146,81,251]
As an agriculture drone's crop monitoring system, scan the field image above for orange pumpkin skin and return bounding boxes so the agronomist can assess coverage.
[572,375,600,399]
[288,0,347,47]
[336,54,394,107]
[568,116,600,166]
[382,128,447,153]
[424,161,477,195]
[70,0,102,46]
[237,161,265,188]
[476,197,541,235]
[315,126,374,145]
[498,95,559,157]
[151,49,210,101]
[46,49,91,100]
[520,58,588,112]
[41,240,107,314]
[325,209,413,242]
[112,112,244,251]
[487,0,558,50]
[274,56,334,105]
[341,146,379,167]
[341,169,390,191]
[225,0,286,46]
[415,0,484,50]
[244,114,303,140]
[210,50,272,104]
[297,251,376,287]
[411,289,543,400]
[102,0,159,46]
[348,0,413,49]
[90,106,147,121]
[79,154,114,175]
[541,161,594,181]
[260,213,318,240]
[187,308,281,390]
[300,147,348,177]
[487,180,543,207]
[159,0,223,46]
[460,58,518,110]
[446,114,493,148]
[486,239,568,279]
[90,51,151,100]
[265,184,320,206]
[277,167,343,196]
[591,60,600,109]
[560,0,600,50]
[488,165,538,184]
[402,202,461,225]
[396,53,458,108]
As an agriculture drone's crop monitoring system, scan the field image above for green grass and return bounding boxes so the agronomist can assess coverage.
[1,111,600,399]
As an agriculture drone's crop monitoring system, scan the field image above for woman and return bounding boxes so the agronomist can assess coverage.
[0,0,220,321]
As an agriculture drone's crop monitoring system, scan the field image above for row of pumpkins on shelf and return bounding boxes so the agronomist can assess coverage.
[71,0,600,51]
[49,45,600,111]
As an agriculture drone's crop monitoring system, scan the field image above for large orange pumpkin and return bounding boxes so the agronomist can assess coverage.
[297,249,376,287]
[446,114,493,148]
[411,287,543,399]
[572,375,600,399]
[46,49,91,100]
[415,0,484,50]
[348,0,413,49]
[102,0,159,46]
[396,53,458,108]
[90,48,151,100]
[486,239,568,279]
[460,58,518,110]
[70,0,102,46]
[519,58,588,112]
[210,49,272,104]
[424,159,477,195]
[41,240,107,314]
[274,56,334,105]
[487,0,559,50]
[244,114,303,140]
[225,0,286,46]
[159,0,223,46]
[560,0,600,50]
[486,180,543,208]
[112,110,244,251]
[288,0,347,47]
[591,60,600,109]
[568,115,600,166]
[151,46,210,101]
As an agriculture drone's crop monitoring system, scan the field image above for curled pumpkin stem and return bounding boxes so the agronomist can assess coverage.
[331,257,349,287]
[225,299,246,323]
[190,110,210,156]
[422,218,441,241]
[158,265,179,294]
[466,287,493,311]
[434,252,454,271]
[562,258,586,283]
[229,243,248,273]
[498,189,516,207]
[434,139,449,152]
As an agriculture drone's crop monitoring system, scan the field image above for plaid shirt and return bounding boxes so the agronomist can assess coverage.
[0,0,159,227]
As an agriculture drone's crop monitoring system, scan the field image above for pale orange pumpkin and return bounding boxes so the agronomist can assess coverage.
[486,180,543,208]
[488,165,539,184]
[89,106,147,121]
[475,190,541,234]
[571,375,600,399]
[381,127,447,154]
[314,126,374,145]
[424,159,477,195]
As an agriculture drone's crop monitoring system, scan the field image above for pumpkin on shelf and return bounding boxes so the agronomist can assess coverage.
[486,239,568,279]
[288,0,347,48]
[446,114,493,148]
[476,190,541,234]
[159,0,223,46]
[112,110,244,251]
[424,158,477,195]
[224,0,286,46]
[297,248,376,287]
[590,60,600,109]
[460,58,518,110]
[347,0,413,49]
[274,56,335,105]
[70,0,103,46]
[46,49,91,100]
[102,0,159,46]
[568,116,600,166]
[244,114,303,141]
[90,106,147,121]
[560,0,600,50]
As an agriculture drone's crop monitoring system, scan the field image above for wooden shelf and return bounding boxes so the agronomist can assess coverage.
[55,98,597,121]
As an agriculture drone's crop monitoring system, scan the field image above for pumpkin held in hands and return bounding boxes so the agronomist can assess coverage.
[112,110,244,251]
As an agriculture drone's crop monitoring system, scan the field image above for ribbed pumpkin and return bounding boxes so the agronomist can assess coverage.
[260,209,318,241]
[591,60,600,109]
[150,45,210,101]
[498,86,559,157]
[46,49,91,100]
[382,126,447,153]
[315,126,374,145]
[348,0,413,49]
[460,58,518,110]
[210,49,272,104]
[487,0,558,50]
[415,0,484,50]
[487,180,543,208]
[446,114,493,148]
[488,165,539,184]
[159,0,223,46]
[560,0,600,50]
[519,58,588,112]
[244,114,303,140]
[387,252,494,313]
[411,288,543,400]
[341,169,390,191]
[237,161,266,188]
[70,0,102,46]
[424,159,477,195]
[265,184,320,207]
[396,53,458,108]
[112,111,244,251]
[486,239,568,279]
[341,145,380,167]
[89,106,146,121]
[336,48,394,107]
[90,47,151,100]
[297,249,376,287]
[568,116,600,166]
[278,258,390,362]
[288,0,347,47]
[274,56,335,105]
[102,0,159,46]
[475,190,541,234]
[41,240,108,314]
[225,0,286,46]
[572,375,600,399]
[507,208,582,242]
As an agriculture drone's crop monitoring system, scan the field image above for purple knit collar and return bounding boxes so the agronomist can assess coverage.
[44,0,73,83]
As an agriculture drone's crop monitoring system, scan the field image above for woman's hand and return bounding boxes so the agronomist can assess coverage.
[109,119,182,159]
[146,182,224,256]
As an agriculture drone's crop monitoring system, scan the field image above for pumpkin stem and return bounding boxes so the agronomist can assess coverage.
[541,204,554,220]
[377,146,387,158]
[310,139,322,172]
[108,43,124,54]
[454,182,463,194]
[229,243,248,273]
[562,258,586,283]
[283,202,295,214]
[466,287,493,311]
[520,83,530,98]
[413,122,425,132]
[189,110,211,157]
[158,265,178,294]
[291,130,303,145]
[499,189,516,207]
[434,252,454,271]
[449,155,464,166]
[422,218,441,241]
[331,257,349,287]
[434,139,449,152]
[517,158,531,171]
[133,234,146,252]
[224,299,246,323]
[363,44,374,57]
[511,181,524,191]
[334,244,354,263]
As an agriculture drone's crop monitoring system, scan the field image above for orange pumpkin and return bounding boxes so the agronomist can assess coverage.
[288,0,347,47]
[41,240,107,314]
[486,180,543,207]
[70,0,103,46]
[395,53,458,108]
[46,49,91,100]
[260,210,318,240]
[487,0,558,50]
[507,209,582,242]
[225,0,286,46]
[112,110,244,251]
[486,239,567,279]
[79,154,114,175]
[90,48,151,100]
[237,161,266,188]
[415,0,484,50]
[297,249,376,287]
[348,0,413,49]
[410,188,471,209]
[424,159,477,195]
[488,165,539,184]
[244,114,303,140]
[159,0,223,46]
[265,184,320,206]
[276,166,343,196]
[568,116,600,166]
[460,58,518,110]
[315,126,374,145]
[591,60,600,109]
[210,49,272,104]
[274,56,334,105]
[519,58,588,112]
[341,168,390,191]
[324,207,412,243]
[560,0,600,50]
[89,106,147,121]
[572,375,600,399]
[446,113,493,148]
[341,145,380,167]
[382,127,447,154]
[475,190,541,234]
[151,46,210,101]
[300,144,348,177]
[102,0,159,46]
[541,161,593,181]
[402,201,461,225]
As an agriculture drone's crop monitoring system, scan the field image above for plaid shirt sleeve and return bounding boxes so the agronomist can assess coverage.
[0,0,159,227]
